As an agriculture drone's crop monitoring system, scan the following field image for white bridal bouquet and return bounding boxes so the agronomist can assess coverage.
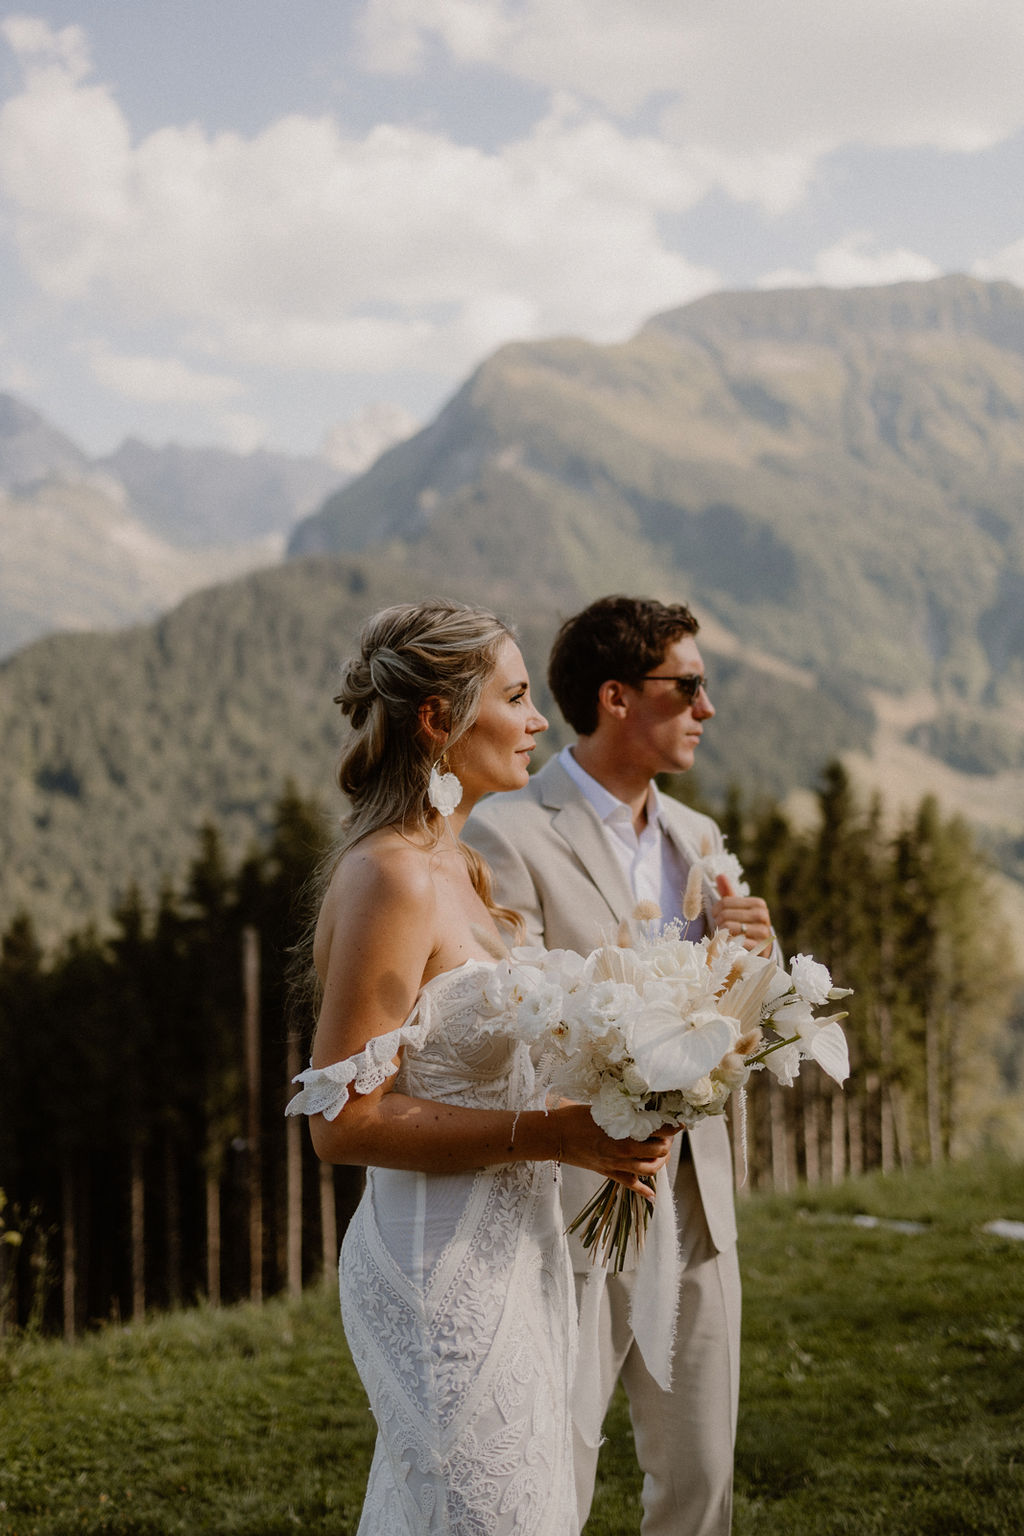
[479,908,852,1270]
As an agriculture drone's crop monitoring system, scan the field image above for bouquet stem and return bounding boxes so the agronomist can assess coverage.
[565,1175,655,1272]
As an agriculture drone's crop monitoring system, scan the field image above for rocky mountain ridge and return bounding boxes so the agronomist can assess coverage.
[0,395,415,657]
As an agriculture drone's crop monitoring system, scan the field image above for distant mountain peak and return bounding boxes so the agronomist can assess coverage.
[0,391,89,490]
[320,400,420,475]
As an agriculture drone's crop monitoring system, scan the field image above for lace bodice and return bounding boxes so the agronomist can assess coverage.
[287,959,541,1121]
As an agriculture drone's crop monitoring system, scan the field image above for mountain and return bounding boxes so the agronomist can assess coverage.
[96,439,344,547]
[4,276,1024,939]
[0,471,285,658]
[0,554,866,942]
[0,392,352,657]
[0,393,89,489]
[290,274,1024,703]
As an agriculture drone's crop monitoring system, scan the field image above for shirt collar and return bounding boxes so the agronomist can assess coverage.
[558,744,663,830]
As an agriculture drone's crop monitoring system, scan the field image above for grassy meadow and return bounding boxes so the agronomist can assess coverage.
[1,1157,1021,1536]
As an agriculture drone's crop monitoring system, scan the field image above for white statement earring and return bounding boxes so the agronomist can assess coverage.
[428,757,463,817]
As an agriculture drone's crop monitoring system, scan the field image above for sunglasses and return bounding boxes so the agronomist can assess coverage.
[640,673,709,703]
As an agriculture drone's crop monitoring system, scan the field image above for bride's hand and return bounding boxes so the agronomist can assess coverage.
[553,1104,678,1201]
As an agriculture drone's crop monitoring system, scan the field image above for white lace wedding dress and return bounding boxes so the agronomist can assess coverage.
[286,960,578,1536]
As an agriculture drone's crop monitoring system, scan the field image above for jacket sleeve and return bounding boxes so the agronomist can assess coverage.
[462,808,546,947]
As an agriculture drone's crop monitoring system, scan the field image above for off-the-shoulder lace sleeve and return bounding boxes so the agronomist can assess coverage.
[284,981,452,1121]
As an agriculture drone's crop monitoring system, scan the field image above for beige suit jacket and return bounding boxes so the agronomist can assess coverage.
[463,754,739,1266]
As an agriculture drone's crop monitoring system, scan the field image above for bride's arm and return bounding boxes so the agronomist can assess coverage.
[305,843,671,1193]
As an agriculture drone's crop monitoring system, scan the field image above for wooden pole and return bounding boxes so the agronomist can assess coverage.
[243,925,263,1304]
[205,1169,221,1307]
[830,1085,847,1184]
[319,1163,337,1283]
[130,1140,145,1322]
[286,1033,303,1296]
[62,1159,77,1341]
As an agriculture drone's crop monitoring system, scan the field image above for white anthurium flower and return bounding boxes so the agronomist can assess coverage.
[762,1041,803,1086]
[627,1006,739,1093]
[789,953,835,1006]
[800,1019,851,1084]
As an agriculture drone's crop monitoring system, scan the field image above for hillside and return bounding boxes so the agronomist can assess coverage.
[0,554,866,940]
[292,274,1024,701]
[0,393,348,656]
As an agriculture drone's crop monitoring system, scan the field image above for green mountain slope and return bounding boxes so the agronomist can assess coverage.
[291,274,1024,699]
[0,554,864,940]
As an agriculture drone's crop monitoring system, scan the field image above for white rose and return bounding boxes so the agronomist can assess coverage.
[515,981,565,1040]
[591,1081,663,1140]
[701,850,750,897]
[789,954,834,1006]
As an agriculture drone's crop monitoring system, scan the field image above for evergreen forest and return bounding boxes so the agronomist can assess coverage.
[0,764,1019,1339]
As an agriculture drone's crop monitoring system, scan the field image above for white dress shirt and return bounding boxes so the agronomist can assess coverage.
[557,745,703,934]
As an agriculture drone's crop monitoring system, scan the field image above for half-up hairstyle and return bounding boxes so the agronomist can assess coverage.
[330,598,524,931]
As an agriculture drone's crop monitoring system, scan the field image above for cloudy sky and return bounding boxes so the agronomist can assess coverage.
[2,0,1024,459]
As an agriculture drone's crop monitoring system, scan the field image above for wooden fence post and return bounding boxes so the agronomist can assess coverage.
[243,926,263,1304]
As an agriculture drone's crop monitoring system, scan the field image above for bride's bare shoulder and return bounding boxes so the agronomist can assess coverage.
[321,828,438,921]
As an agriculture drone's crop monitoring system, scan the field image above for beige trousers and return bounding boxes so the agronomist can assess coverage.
[573,1151,742,1536]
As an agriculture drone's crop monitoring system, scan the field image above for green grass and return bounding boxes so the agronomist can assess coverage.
[1,1159,1021,1535]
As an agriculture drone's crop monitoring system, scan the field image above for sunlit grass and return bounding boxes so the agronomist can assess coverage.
[1,1157,1021,1535]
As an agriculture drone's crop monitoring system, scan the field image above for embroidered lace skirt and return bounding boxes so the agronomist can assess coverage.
[340,1160,577,1536]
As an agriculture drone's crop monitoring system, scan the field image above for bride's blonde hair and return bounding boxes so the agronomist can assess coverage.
[290,599,525,1036]
[330,597,523,926]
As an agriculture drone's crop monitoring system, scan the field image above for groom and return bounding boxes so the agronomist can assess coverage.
[464,594,777,1536]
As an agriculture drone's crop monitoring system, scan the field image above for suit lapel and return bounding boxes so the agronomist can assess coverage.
[536,758,634,924]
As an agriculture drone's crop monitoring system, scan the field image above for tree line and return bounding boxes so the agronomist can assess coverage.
[0,765,1019,1337]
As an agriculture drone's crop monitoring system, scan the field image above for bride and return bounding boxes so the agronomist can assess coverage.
[287,599,674,1536]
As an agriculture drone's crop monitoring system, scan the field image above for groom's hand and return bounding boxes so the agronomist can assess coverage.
[711,873,773,956]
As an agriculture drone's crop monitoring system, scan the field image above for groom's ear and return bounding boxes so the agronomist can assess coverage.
[596,678,630,721]
[417,695,451,745]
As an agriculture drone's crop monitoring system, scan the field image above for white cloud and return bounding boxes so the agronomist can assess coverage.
[973,239,1024,288]
[217,411,271,455]
[87,345,242,405]
[758,234,942,291]
[358,0,1024,213]
[0,14,90,81]
[0,26,717,380]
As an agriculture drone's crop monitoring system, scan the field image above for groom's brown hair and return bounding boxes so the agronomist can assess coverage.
[547,594,699,736]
